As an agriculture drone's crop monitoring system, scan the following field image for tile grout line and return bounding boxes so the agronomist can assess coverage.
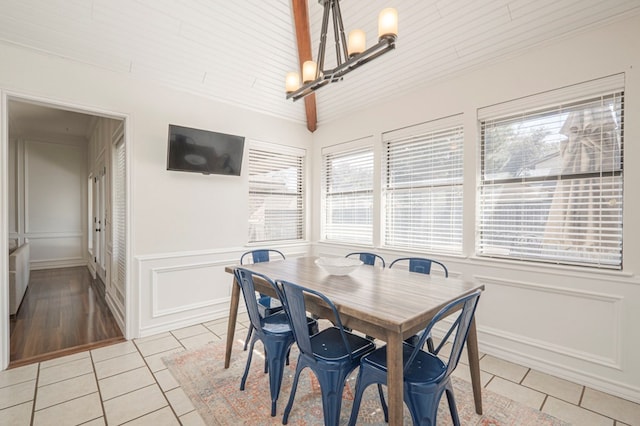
[89,350,107,424]
[480,366,624,424]
[30,362,40,426]
[27,354,104,424]
[135,334,184,423]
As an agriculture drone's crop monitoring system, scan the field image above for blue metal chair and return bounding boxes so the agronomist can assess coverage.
[345,252,386,267]
[389,257,448,277]
[276,280,376,426]
[240,249,286,350]
[347,290,482,426]
[390,257,449,349]
[234,268,296,417]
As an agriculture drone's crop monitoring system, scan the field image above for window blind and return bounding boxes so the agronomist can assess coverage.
[248,142,305,243]
[112,126,126,313]
[478,76,624,269]
[383,116,464,253]
[321,143,373,244]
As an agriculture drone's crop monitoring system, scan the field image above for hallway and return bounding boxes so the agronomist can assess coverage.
[9,266,124,367]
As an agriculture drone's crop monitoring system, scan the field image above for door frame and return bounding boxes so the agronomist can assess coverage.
[0,90,134,370]
[90,159,107,283]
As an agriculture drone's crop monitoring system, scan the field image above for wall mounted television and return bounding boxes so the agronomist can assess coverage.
[166,124,245,176]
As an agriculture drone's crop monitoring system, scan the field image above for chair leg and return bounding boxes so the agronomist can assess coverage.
[426,334,435,353]
[265,341,292,417]
[282,362,305,425]
[316,367,351,426]
[445,382,460,426]
[244,324,254,350]
[377,384,389,422]
[405,386,445,426]
[348,370,387,426]
[240,338,257,391]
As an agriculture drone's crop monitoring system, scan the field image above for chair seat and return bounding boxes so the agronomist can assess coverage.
[311,327,375,362]
[257,295,283,317]
[363,342,447,383]
[260,311,294,335]
[261,311,318,336]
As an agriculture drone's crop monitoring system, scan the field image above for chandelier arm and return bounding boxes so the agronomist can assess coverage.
[286,79,331,101]
[286,37,396,102]
[330,39,396,80]
[331,0,348,68]
[316,1,332,79]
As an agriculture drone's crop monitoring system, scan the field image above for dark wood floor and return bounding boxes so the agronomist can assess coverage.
[9,266,125,368]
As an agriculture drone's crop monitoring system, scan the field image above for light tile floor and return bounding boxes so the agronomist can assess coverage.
[1,314,639,425]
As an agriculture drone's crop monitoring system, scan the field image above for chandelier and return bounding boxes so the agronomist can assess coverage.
[285,0,398,101]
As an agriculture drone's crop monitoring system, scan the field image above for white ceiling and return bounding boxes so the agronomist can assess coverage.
[2,0,640,130]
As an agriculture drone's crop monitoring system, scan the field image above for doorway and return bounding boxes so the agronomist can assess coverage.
[3,96,129,366]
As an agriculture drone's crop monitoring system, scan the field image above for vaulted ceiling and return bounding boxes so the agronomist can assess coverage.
[2,0,640,132]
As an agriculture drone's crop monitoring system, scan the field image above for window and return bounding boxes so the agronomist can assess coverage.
[321,140,373,244]
[248,141,305,243]
[383,115,464,253]
[478,75,624,269]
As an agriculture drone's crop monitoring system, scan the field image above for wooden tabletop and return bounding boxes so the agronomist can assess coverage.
[226,256,481,339]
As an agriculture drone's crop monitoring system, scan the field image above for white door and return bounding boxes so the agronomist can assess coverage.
[92,163,107,282]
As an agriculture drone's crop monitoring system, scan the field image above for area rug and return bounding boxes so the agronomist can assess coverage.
[163,339,568,425]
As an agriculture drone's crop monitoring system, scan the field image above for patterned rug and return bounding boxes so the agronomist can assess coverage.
[163,339,568,425]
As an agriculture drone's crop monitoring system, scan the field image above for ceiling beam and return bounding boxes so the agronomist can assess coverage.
[291,0,317,133]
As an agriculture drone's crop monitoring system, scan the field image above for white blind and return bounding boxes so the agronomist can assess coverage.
[248,143,305,243]
[113,127,126,308]
[321,143,373,244]
[478,76,624,269]
[382,116,464,253]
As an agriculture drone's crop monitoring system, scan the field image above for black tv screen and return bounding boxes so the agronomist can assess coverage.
[167,124,245,176]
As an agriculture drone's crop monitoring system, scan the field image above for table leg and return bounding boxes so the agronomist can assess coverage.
[386,331,404,426]
[466,317,483,414]
[224,275,240,369]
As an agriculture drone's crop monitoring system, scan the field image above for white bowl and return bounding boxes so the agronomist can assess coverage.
[315,257,363,276]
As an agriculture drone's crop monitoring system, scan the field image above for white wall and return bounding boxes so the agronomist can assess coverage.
[0,40,312,362]
[8,136,87,269]
[310,15,640,403]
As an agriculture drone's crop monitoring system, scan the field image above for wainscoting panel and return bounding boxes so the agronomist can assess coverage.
[475,275,622,368]
[136,244,310,337]
[151,262,229,318]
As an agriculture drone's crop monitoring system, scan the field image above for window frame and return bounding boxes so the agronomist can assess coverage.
[477,75,624,269]
[247,140,306,244]
[382,115,465,254]
[320,138,374,245]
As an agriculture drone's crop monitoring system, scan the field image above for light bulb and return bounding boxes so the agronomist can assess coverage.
[285,72,300,93]
[302,61,318,83]
[348,29,366,56]
[378,8,398,40]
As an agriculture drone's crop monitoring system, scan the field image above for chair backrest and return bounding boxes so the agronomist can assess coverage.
[277,280,358,361]
[389,257,448,277]
[407,290,481,377]
[234,268,280,332]
[346,252,386,267]
[240,249,285,265]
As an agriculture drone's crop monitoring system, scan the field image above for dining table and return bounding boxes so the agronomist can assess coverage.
[224,256,485,425]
